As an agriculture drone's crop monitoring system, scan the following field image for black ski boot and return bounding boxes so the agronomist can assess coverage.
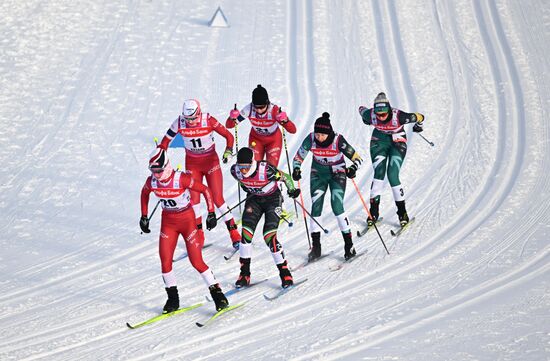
[209,283,229,311]
[343,232,356,261]
[235,257,251,288]
[396,200,409,227]
[163,286,180,313]
[277,260,294,288]
[367,197,380,227]
[307,232,322,261]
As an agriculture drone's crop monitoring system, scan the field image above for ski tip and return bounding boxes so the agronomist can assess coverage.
[356,231,361,237]
[195,322,205,328]
[126,322,135,329]
[390,230,397,236]
[223,256,231,261]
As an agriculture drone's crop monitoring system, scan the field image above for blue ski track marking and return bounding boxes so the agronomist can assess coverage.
[263,278,309,301]
[328,251,368,272]
[173,243,213,262]
[205,279,269,302]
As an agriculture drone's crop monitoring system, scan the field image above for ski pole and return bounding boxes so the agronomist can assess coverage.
[351,178,389,254]
[142,137,162,234]
[297,180,311,248]
[216,194,248,222]
[280,109,299,219]
[417,132,434,147]
[233,104,243,215]
[294,196,329,234]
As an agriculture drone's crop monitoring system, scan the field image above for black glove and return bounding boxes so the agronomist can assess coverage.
[346,164,358,179]
[139,216,150,233]
[287,188,301,199]
[292,167,301,181]
[413,123,423,133]
[206,212,217,231]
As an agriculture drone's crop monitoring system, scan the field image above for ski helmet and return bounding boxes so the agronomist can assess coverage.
[182,99,202,124]
[373,92,391,113]
[149,148,173,180]
[252,84,269,106]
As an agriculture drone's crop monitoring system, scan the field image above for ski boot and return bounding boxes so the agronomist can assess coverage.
[307,232,322,261]
[209,283,229,311]
[396,200,409,227]
[343,232,356,261]
[277,260,294,288]
[163,286,180,313]
[226,220,241,250]
[235,257,251,288]
[367,197,380,227]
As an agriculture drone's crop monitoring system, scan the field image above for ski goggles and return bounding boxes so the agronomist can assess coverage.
[237,163,252,172]
[374,102,390,115]
[150,167,165,174]
[253,104,268,111]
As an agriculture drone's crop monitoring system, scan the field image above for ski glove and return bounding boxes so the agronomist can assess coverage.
[225,117,237,129]
[358,106,368,116]
[292,167,301,181]
[413,123,423,133]
[275,111,288,124]
[140,216,150,233]
[229,109,240,120]
[222,148,233,163]
[206,212,217,231]
[287,188,301,199]
[346,164,358,179]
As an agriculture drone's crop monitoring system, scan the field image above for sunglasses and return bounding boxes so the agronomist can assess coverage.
[150,168,164,174]
[237,164,252,171]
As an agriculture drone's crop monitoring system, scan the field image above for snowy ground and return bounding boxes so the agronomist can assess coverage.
[0,0,548,360]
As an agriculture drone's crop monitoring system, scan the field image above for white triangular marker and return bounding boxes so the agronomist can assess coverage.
[209,7,229,28]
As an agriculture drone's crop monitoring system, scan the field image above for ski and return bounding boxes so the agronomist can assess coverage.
[223,247,239,261]
[390,217,416,237]
[328,251,367,272]
[290,252,333,272]
[263,278,308,301]
[195,303,245,328]
[356,217,383,237]
[173,244,213,262]
[126,302,203,329]
[205,279,269,301]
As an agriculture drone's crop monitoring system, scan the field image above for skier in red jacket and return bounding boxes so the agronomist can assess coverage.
[140,148,229,312]
[225,84,296,168]
[158,99,240,250]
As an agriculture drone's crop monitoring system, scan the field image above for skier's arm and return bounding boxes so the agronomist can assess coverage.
[140,178,153,217]
[292,135,312,169]
[226,104,248,129]
[396,111,425,126]
[358,106,373,125]
[338,135,362,166]
[181,173,215,213]
[273,105,297,133]
[268,165,296,192]
[158,118,180,150]
[210,116,235,150]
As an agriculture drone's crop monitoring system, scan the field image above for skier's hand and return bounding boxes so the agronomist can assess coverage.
[287,188,301,199]
[139,216,150,233]
[275,111,288,124]
[206,212,217,231]
[226,117,237,129]
[346,164,358,179]
[222,147,233,163]
[229,109,240,120]
[413,123,423,133]
[292,167,301,181]
[358,106,368,115]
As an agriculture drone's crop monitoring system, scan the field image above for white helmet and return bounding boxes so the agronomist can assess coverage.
[148,148,173,180]
[182,99,202,124]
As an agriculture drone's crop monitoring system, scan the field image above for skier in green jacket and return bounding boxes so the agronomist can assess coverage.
[358,92,425,228]
[292,112,363,261]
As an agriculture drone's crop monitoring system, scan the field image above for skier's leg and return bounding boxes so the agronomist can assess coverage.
[308,171,329,259]
[249,133,265,162]
[388,142,409,225]
[263,194,293,288]
[158,215,180,312]
[235,198,262,287]
[369,138,390,222]
[205,158,240,246]
[187,161,207,241]
[265,132,282,167]
[329,172,355,259]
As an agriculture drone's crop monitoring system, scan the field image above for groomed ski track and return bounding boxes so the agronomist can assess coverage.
[0,1,548,360]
